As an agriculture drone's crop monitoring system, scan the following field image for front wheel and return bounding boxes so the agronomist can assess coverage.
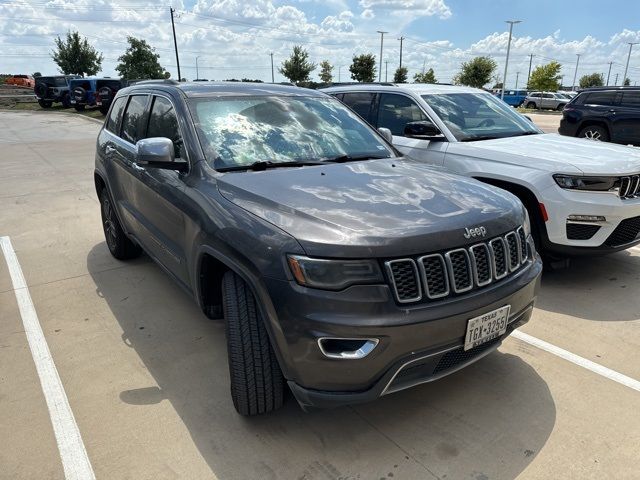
[74,104,85,111]
[556,103,566,111]
[99,188,141,260]
[223,271,284,416]
[526,102,536,109]
[38,99,52,108]
[578,125,609,142]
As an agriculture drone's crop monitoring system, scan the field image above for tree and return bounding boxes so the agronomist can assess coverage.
[393,66,408,83]
[624,77,631,86]
[51,31,103,77]
[279,45,316,84]
[454,56,497,88]
[579,73,604,88]
[32,72,42,77]
[527,61,562,91]
[116,37,166,80]
[414,68,437,83]
[349,54,376,82]
[319,60,333,83]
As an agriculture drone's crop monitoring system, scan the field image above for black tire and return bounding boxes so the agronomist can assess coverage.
[556,103,566,111]
[526,101,536,109]
[99,188,141,260]
[38,99,52,108]
[61,93,71,108]
[99,104,110,115]
[223,271,284,416]
[74,105,85,111]
[578,125,609,142]
[35,83,48,98]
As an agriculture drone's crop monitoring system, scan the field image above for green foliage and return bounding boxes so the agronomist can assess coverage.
[414,68,437,83]
[319,60,333,83]
[454,56,497,88]
[393,66,408,83]
[527,61,562,91]
[579,73,604,88]
[349,54,376,82]
[116,37,166,80]
[51,31,103,77]
[279,45,316,84]
[624,77,631,86]
[225,78,264,83]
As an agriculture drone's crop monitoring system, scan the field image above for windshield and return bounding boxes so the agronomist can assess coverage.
[188,95,394,169]
[421,92,541,141]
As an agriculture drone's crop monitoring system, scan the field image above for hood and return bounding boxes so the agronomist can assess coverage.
[448,133,640,175]
[217,159,524,258]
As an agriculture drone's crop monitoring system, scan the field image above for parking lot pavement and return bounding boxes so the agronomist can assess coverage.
[527,113,560,134]
[1,111,639,480]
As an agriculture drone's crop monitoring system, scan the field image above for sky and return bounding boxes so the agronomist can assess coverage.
[1,0,639,87]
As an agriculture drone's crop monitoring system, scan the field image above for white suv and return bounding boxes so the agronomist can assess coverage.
[322,83,640,258]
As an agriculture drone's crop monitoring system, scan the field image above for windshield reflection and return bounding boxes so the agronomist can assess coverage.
[422,93,541,142]
[189,95,393,169]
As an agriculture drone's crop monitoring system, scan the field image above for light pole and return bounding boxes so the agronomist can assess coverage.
[526,53,534,88]
[195,56,201,80]
[515,71,520,90]
[377,30,388,82]
[269,52,274,83]
[623,42,638,86]
[606,62,613,85]
[501,20,521,100]
[572,53,581,90]
[385,60,389,82]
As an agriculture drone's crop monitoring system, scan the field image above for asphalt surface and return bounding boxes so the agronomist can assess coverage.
[1,111,639,480]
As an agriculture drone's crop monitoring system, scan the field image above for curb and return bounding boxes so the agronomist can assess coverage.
[0,108,105,125]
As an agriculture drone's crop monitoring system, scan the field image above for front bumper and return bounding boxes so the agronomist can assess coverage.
[265,255,542,409]
[541,184,640,253]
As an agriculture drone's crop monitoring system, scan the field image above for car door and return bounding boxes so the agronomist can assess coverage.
[581,91,619,140]
[541,93,554,109]
[375,92,448,165]
[127,94,191,285]
[613,91,640,145]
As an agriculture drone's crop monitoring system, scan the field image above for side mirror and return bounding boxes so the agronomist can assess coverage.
[403,121,444,140]
[135,138,185,171]
[378,127,393,143]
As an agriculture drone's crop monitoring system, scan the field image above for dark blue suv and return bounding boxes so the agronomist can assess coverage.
[70,77,123,114]
[559,87,640,145]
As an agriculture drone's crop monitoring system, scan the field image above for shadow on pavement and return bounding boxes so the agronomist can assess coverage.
[88,243,556,480]
[536,250,640,321]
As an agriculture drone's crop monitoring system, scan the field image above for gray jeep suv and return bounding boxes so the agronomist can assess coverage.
[94,81,542,415]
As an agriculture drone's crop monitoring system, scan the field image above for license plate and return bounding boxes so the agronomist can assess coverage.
[464,305,510,351]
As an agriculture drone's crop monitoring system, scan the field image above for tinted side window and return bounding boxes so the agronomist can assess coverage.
[121,95,148,144]
[105,96,127,134]
[584,92,615,106]
[146,96,185,159]
[341,92,375,123]
[542,94,554,99]
[621,91,640,107]
[377,93,429,136]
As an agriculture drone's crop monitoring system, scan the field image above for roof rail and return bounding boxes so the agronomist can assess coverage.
[328,82,396,87]
[127,79,179,86]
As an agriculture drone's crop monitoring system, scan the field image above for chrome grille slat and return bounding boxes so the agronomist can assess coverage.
[619,175,640,199]
[620,177,631,198]
[385,227,531,304]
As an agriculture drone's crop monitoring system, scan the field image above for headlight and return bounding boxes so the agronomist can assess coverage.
[522,207,531,237]
[287,255,383,290]
[553,174,619,192]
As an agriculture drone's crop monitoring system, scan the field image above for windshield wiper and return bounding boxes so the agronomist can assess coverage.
[216,160,326,172]
[460,135,501,142]
[513,131,540,136]
[322,154,391,163]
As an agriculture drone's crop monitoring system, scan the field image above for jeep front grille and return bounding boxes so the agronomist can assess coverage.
[619,175,640,199]
[385,226,530,304]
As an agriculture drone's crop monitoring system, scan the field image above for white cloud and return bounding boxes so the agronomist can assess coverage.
[321,11,354,32]
[360,9,375,19]
[358,0,452,19]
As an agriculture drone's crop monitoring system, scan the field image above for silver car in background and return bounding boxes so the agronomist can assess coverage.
[524,91,568,110]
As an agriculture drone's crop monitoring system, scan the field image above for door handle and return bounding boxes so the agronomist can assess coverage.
[105,145,116,154]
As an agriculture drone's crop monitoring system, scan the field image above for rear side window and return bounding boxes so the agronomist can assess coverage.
[584,92,615,106]
[621,91,640,107]
[105,96,127,134]
[341,92,376,124]
[121,95,148,144]
[377,93,429,136]
[146,96,185,159]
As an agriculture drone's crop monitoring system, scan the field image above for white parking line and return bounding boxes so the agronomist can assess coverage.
[0,236,95,480]
[512,330,640,392]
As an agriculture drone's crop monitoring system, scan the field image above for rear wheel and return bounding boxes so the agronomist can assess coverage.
[556,103,566,111]
[99,104,110,115]
[99,187,141,260]
[74,105,85,111]
[37,99,52,108]
[61,93,71,108]
[578,125,609,142]
[223,271,284,416]
[526,101,536,109]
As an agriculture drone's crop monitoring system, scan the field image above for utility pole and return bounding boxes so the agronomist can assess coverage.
[615,73,619,86]
[377,31,388,82]
[501,20,521,100]
[195,56,200,80]
[572,53,581,91]
[606,61,613,85]
[560,75,564,89]
[170,7,181,81]
[398,36,405,69]
[269,52,274,83]
[515,71,520,90]
[385,60,389,82]
[623,42,638,86]
[422,59,426,74]
[526,53,534,88]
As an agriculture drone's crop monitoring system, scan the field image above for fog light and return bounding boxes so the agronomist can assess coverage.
[567,215,606,223]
